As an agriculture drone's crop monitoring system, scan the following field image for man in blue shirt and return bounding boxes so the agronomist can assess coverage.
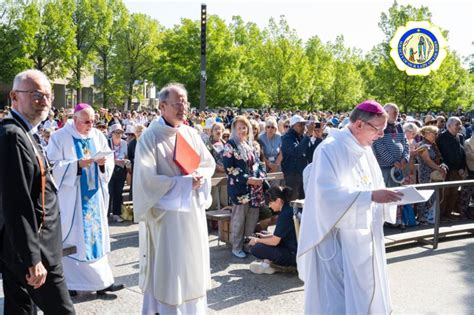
[281,115,314,199]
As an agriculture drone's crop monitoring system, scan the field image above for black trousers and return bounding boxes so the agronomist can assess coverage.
[284,173,305,200]
[108,166,127,216]
[250,243,296,266]
[2,263,75,315]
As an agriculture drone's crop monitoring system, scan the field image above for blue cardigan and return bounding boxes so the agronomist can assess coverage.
[222,138,267,206]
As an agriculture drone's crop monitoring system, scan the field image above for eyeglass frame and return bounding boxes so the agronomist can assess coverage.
[14,90,54,102]
[164,100,190,108]
[364,120,385,133]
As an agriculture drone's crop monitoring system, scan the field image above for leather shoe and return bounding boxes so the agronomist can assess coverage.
[96,283,124,295]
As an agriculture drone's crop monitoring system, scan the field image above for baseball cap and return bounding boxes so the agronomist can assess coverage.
[289,115,307,126]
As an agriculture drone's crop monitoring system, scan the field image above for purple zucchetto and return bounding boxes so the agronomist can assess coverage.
[74,103,92,113]
[356,100,384,114]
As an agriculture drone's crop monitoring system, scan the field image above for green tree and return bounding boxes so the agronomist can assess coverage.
[94,0,128,107]
[305,36,334,110]
[322,36,364,111]
[71,0,106,103]
[20,0,77,79]
[229,16,268,108]
[0,0,34,83]
[115,13,162,110]
[153,18,200,107]
[258,16,312,109]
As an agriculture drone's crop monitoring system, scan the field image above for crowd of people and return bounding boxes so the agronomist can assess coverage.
[1,69,473,314]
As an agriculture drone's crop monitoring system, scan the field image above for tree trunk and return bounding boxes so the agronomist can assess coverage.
[102,57,108,108]
[126,81,133,111]
[76,69,82,104]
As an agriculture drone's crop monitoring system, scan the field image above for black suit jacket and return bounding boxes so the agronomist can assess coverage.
[0,112,62,274]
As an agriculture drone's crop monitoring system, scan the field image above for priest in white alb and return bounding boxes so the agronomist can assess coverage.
[133,83,215,315]
[46,103,124,295]
[297,100,404,314]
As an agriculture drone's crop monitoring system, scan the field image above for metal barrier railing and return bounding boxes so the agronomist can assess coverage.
[291,179,474,249]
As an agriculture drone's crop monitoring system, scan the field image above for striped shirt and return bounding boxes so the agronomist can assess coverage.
[372,123,409,168]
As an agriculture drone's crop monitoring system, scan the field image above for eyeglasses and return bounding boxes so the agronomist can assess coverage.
[79,119,95,125]
[365,121,384,133]
[266,126,276,129]
[166,101,189,108]
[15,90,54,102]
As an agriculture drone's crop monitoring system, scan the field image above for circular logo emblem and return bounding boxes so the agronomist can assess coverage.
[390,22,447,76]
[398,28,439,69]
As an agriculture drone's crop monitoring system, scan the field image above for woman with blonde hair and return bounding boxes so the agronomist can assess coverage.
[223,116,267,258]
[277,118,290,135]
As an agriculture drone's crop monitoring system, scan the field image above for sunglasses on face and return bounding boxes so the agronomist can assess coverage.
[266,126,276,129]
[284,125,290,129]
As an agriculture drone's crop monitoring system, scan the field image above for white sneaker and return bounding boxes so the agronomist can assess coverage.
[249,261,275,274]
[113,215,124,223]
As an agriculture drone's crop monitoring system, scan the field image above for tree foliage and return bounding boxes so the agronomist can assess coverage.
[0,1,472,112]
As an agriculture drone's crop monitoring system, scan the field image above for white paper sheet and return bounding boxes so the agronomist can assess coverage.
[390,186,434,205]
[92,150,114,161]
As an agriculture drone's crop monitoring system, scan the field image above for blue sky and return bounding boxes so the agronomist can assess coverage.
[124,0,473,60]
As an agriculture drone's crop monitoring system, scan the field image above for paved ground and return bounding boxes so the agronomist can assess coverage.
[1,221,473,314]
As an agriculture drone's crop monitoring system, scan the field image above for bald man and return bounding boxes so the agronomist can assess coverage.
[0,69,75,314]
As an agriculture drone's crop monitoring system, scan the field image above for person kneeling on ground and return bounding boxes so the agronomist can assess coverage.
[248,186,297,274]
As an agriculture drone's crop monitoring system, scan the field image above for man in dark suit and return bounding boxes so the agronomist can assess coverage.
[0,69,75,314]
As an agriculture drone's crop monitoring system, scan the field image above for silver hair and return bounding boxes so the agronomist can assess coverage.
[12,69,50,90]
[158,83,187,102]
[446,116,461,128]
[384,103,399,112]
[73,106,95,117]
[403,122,419,134]
[265,117,277,128]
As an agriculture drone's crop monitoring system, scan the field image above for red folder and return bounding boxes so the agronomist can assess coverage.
[173,131,201,175]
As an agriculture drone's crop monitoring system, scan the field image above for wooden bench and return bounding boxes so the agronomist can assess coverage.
[206,208,232,246]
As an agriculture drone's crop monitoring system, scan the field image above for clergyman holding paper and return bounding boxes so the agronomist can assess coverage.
[297,100,403,314]
[46,103,124,295]
[133,83,215,314]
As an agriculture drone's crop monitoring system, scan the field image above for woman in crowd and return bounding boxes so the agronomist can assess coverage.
[248,185,297,274]
[277,118,290,136]
[258,117,282,173]
[206,122,226,174]
[206,122,228,209]
[223,116,267,258]
[403,122,420,184]
[108,124,129,223]
[416,125,447,224]
[224,109,234,129]
[222,128,231,143]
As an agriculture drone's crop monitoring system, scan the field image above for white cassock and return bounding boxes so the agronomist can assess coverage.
[297,127,397,315]
[133,117,215,315]
[46,120,115,291]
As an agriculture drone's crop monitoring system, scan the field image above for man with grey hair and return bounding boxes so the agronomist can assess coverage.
[373,103,410,187]
[133,83,215,314]
[47,103,124,296]
[436,116,467,220]
[298,100,403,314]
[0,69,75,313]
